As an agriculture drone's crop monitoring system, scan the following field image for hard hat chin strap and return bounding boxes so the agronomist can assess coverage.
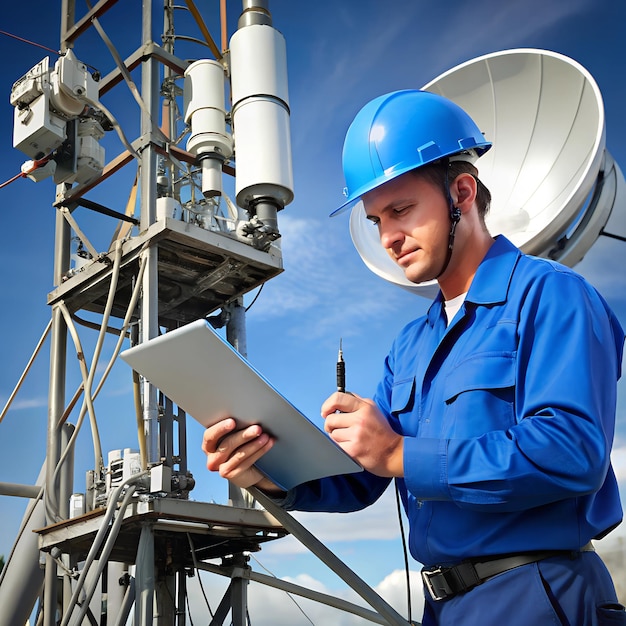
[434,162,461,280]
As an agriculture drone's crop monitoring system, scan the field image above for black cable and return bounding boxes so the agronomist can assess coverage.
[245,283,265,312]
[434,159,461,280]
[248,554,316,625]
[195,568,215,619]
[186,533,215,619]
[75,601,99,626]
[395,479,413,624]
[185,592,196,626]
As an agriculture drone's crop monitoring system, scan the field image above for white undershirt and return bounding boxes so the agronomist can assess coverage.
[444,291,468,325]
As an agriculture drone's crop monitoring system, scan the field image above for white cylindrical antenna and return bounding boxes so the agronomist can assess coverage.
[183,59,233,198]
[229,18,294,214]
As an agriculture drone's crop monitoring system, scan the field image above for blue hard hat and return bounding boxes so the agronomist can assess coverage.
[332,90,492,216]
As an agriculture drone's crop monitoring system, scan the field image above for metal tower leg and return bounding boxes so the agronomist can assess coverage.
[135,523,156,624]
[208,555,250,626]
[228,554,249,626]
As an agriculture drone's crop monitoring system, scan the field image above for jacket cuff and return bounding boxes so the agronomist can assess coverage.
[403,436,450,500]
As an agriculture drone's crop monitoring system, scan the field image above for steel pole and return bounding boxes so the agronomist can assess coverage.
[43,200,72,626]
[140,0,161,466]
[226,298,251,509]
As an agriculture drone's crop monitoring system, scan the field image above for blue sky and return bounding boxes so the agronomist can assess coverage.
[1,0,625,622]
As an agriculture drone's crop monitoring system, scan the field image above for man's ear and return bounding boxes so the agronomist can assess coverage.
[452,173,477,212]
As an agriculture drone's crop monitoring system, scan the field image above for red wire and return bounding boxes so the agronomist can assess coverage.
[0,155,53,190]
[0,30,58,55]
[0,172,25,189]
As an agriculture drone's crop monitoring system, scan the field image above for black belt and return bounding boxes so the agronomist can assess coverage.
[422,544,594,602]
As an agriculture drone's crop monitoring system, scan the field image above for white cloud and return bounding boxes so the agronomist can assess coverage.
[247,214,417,338]
[460,0,593,50]
[259,485,402,559]
[612,445,626,484]
[0,396,47,411]
[376,569,425,623]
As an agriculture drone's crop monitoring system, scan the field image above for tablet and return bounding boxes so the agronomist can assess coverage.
[120,319,362,490]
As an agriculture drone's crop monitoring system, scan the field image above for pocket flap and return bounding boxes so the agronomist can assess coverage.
[391,377,415,414]
[445,353,515,402]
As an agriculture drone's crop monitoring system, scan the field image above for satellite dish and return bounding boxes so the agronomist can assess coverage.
[350,48,625,296]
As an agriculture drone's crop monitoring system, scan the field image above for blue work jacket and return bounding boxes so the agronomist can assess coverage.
[282,236,624,567]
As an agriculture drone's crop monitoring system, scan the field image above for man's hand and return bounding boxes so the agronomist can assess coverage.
[202,418,283,493]
[321,392,404,478]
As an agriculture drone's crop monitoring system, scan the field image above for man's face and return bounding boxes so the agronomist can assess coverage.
[362,171,451,285]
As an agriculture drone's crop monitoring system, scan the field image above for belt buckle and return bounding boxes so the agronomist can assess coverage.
[421,566,451,602]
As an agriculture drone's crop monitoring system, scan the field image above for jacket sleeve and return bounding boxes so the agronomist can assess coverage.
[279,469,391,512]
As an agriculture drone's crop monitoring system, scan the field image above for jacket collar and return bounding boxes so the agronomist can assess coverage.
[426,235,521,326]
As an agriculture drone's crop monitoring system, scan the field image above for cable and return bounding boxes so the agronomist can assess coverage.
[69,485,138,626]
[248,487,409,626]
[0,319,52,424]
[59,302,104,474]
[248,554,315,625]
[60,472,148,626]
[0,29,58,55]
[0,172,25,190]
[88,238,124,425]
[185,592,196,626]
[89,16,168,146]
[185,533,215,619]
[194,569,214,620]
[0,154,53,189]
[395,480,413,624]
[74,603,98,626]
[83,240,125,464]
[50,243,147,515]
[244,284,264,312]
[84,95,140,160]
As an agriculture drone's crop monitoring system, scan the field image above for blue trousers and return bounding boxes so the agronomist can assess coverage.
[421,552,625,625]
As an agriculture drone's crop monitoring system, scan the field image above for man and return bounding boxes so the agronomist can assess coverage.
[203,90,626,625]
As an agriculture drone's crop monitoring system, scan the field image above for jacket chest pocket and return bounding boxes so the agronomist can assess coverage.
[390,377,417,432]
[444,353,516,438]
